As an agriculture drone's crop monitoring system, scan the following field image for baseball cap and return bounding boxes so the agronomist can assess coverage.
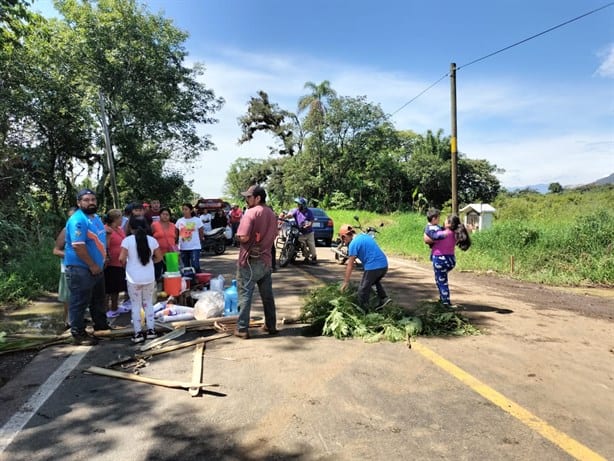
[77,188,96,200]
[339,224,355,237]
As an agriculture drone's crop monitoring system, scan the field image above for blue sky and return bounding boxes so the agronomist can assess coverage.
[35,0,614,197]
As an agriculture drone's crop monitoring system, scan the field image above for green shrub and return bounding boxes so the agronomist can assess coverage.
[0,239,58,305]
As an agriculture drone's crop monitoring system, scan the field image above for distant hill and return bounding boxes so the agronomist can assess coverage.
[507,173,614,193]
[506,183,549,194]
[593,173,614,185]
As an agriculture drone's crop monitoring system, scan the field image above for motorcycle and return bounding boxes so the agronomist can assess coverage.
[200,227,226,255]
[330,215,382,265]
[276,219,309,267]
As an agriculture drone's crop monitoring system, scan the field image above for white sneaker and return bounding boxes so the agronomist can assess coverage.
[131,332,145,344]
[145,329,157,340]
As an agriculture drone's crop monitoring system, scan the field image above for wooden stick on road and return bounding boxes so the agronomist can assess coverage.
[138,332,231,358]
[189,342,205,397]
[84,366,219,390]
[139,327,186,352]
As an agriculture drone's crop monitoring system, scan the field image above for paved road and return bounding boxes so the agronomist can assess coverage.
[0,246,612,461]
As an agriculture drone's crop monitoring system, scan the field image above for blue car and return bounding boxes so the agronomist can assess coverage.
[309,207,334,246]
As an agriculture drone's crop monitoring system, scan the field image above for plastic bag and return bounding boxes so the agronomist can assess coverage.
[154,305,194,323]
[224,225,232,240]
[209,274,225,292]
[194,290,225,319]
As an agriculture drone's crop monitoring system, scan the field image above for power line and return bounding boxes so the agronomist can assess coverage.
[390,73,448,116]
[458,2,614,71]
[390,2,614,116]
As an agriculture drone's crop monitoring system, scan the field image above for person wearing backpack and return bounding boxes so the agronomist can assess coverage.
[424,213,471,307]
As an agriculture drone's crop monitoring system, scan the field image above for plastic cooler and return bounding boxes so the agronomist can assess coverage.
[163,272,182,296]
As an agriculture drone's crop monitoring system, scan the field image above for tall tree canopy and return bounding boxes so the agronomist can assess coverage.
[238,90,302,156]
[232,81,502,212]
[1,0,223,220]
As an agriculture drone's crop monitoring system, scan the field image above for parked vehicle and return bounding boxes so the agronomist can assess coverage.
[276,220,308,267]
[200,227,226,255]
[309,207,334,246]
[330,215,382,264]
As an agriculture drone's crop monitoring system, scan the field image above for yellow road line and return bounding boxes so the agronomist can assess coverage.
[412,341,606,461]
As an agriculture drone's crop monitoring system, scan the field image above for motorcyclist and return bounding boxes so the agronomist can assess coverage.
[285,197,317,264]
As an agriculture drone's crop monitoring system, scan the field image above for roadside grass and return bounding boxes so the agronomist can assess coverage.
[329,203,614,287]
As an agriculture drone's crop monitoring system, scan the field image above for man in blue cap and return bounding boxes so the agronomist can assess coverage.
[64,188,109,345]
[285,197,317,264]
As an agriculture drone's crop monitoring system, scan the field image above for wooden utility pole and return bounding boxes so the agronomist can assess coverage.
[450,62,459,215]
[99,90,119,209]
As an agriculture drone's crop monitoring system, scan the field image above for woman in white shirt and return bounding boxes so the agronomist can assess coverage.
[120,216,162,344]
[175,203,204,273]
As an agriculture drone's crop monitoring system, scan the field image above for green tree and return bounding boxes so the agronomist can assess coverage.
[548,182,563,194]
[297,80,337,130]
[55,0,224,206]
[238,90,302,156]
[457,157,502,205]
[297,80,337,196]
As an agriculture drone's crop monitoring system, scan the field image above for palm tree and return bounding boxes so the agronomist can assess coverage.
[297,80,337,131]
[297,81,337,198]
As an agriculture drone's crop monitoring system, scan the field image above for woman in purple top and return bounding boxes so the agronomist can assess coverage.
[427,214,471,307]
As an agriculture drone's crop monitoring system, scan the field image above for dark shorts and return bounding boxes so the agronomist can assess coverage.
[104,266,127,294]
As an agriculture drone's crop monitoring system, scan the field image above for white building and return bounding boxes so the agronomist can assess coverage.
[459,204,496,231]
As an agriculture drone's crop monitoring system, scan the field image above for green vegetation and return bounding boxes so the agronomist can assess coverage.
[300,284,479,342]
[329,185,614,287]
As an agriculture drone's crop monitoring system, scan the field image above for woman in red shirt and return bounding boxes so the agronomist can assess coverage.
[104,209,127,318]
[151,207,177,280]
[229,204,243,247]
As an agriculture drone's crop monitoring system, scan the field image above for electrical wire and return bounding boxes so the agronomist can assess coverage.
[390,73,449,116]
[390,2,614,116]
[458,2,614,71]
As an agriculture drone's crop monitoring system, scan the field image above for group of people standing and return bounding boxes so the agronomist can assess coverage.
[53,187,278,345]
[54,190,170,344]
[54,185,471,346]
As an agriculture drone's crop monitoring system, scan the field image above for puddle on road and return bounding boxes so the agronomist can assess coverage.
[0,300,67,337]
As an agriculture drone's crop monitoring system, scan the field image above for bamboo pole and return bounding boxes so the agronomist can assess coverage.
[139,333,230,358]
[139,327,186,352]
[84,366,218,390]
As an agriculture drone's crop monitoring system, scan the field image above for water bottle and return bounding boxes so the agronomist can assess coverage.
[224,280,239,316]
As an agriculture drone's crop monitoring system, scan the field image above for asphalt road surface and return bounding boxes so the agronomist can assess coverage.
[0,246,612,461]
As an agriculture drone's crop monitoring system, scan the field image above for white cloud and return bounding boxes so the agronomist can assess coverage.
[463,135,614,187]
[183,47,614,197]
[596,43,614,78]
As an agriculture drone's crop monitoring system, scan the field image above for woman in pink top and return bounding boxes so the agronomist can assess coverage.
[104,209,127,318]
[151,207,177,280]
[428,214,471,307]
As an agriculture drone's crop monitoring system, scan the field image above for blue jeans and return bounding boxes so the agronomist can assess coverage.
[180,249,201,273]
[66,265,108,336]
[432,255,456,304]
[236,259,276,331]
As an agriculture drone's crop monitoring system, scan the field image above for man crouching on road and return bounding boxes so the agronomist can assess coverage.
[234,185,279,339]
[339,224,391,311]
[65,189,109,345]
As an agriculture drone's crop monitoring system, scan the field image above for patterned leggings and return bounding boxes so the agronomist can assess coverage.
[432,255,456,305]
